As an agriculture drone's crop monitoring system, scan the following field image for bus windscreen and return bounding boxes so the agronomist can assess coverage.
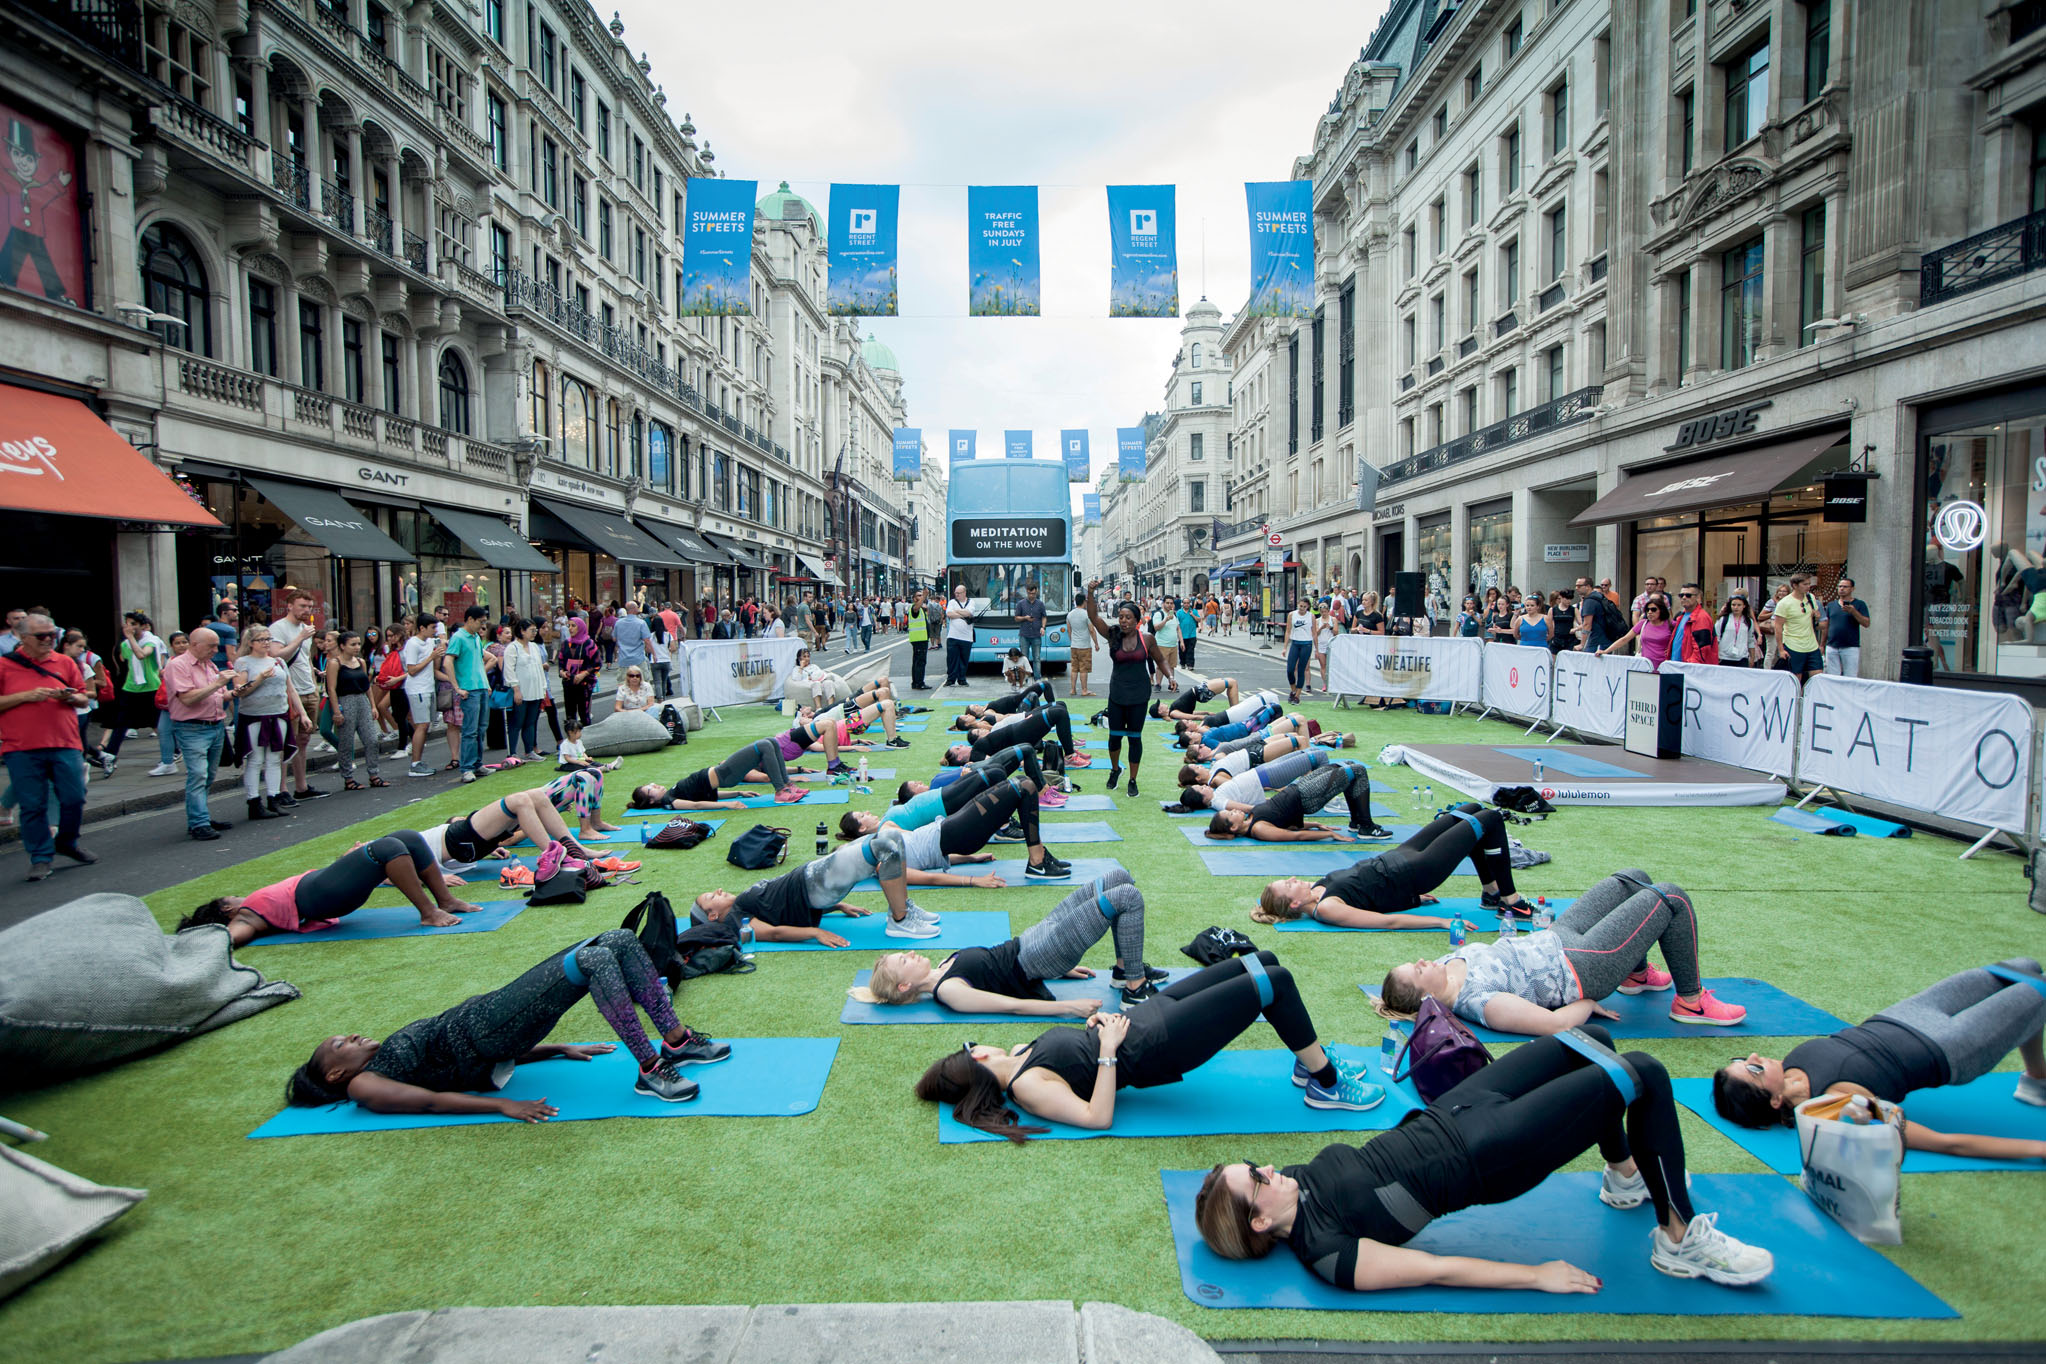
[946,565,1070,621]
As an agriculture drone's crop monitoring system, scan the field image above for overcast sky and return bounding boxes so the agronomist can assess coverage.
[615,0,1390,505]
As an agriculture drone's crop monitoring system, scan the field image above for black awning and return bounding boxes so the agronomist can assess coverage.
[245,476,414,562]
[635,518,725,564]
[706,533,771,572]
[532,497,689,568]
[1572,431,1848,527]
[424,505,558,572]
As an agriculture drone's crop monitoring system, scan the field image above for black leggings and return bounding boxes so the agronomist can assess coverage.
[296,830,434,920]
[985,680,1054,716]
[940,748,1044,816]
[940,776,1040,854]
[971,703,1073,760]
[1371,805,1515,902]
[1120,950,1317,1087]
[716,738,787,790]
[1105,699,1146,771]
[1437,1026,1695,1227]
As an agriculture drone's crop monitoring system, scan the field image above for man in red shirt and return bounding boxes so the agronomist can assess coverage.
[0,613,95,879]
[1673,582,1718,665]
[658,601,682,643]
[166,626,237,841]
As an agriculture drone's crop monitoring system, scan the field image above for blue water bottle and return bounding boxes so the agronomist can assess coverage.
[1448,916,1468,948]
[1532,756,1544,784]
[1381,1029,1400,1075]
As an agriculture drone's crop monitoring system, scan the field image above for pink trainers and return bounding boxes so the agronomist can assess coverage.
[1617,963,1674,994]
[1670,988,1746,1026]
[1038,787,1069,808]
[774,786,809,804]
[533,841,566,883]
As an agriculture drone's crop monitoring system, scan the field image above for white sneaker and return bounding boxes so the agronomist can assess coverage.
[884,912,940,939]
[904,900,942,926]
[2016,1074,2046,1107]
[1599,1165,1648,1209]
[147,762,178,777]
[1650,1212,1773,1286]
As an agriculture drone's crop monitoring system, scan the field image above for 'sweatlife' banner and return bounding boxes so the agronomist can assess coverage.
[1660,660,1800,778]
[891,428,921,482]
[967,185,1040,316]
[1548,651,1650,740]
[1082,492,1101,525]
[1106,184,1178,318]
[1798,675,2034,831]
[1327,635,1483,704]
[1061,429,1090,482]
[827,183,899,316]
[676,637,804,707]
[1479,643,1554,722]
[1243,180,1314,319]
[1117,428,1146,483]
[1004,430,1034,460]
[949,429,977,464]
[680,178,756,315]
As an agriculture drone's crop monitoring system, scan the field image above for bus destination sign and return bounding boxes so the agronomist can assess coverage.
[951,518,1068,559]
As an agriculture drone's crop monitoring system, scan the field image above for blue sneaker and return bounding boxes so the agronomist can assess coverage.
[1304,1060,1386,1112]
[1291,1059,1313,1089]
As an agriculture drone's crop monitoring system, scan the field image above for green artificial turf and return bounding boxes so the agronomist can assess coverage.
[4,701,2044,1360]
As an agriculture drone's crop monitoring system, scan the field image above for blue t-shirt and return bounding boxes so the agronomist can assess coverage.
[209,622,239,667]
[1176,608,1198,640]
[611,614,652,663]
[1824,599,1867,649]
[884,787,948,830]
[444,628,488,690]
[1015,597,1046,640]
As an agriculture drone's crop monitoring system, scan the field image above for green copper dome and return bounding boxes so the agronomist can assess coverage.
[756,180,822,232]
[861,333,899,372]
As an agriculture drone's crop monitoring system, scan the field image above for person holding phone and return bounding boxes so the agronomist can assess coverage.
[0,613,95,880]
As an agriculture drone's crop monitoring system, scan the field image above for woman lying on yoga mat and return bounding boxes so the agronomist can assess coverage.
[631,737,812,811]
[854,868,1163,1012]
[693,823,933,944]
[889,742,1050,807]
[838,769,1071,884]
[1180,747,1330,810]
[179,831,482,944]
[915,951,1383,1140]
[795,699,913,754]
[1374,863,1746,1033]
[1176,732,1320,789]
[1195,1027,1775,1291]
[1149,678,1251,723]
[1252,807,1531,931]
[417,786,616,868]
[1204,763,1392,842]
[1174,706,1284,749]
[944,700,1077,765]
[956,679,1057,723]
[283,928,731,1113]
[1713,958,2046,1160]
[1185,717,1348,764]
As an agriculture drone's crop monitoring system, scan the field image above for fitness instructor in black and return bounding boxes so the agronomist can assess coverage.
[1084,579,1169,799]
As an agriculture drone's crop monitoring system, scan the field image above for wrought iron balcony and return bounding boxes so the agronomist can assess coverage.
[1920,208,2046,306]
[1377,384,1601,487]
[320,178,354,232]
[1539,281,1567,312]
[365,205,393,256]
[403,231,427,273]
[22,0,141,67]
[1494,311,1519,337]
[272,157,312,211]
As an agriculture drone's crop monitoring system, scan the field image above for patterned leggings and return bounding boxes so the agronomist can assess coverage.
[1015,867,1147,979]
[543,769,604,822]
[446,928,682,1071]
[571,928,683,1068]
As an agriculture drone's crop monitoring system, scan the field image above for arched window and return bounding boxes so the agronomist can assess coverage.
[138,223,212,356]
[437,350,471,433]
[532,360,552,444]
[561,377,594,467]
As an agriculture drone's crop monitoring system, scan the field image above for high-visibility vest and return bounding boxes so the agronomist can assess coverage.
[906,607,928,643]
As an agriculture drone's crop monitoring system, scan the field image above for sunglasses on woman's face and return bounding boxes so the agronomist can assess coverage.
[1243,1160,1270,1187]
[1731,1057,1765,1077]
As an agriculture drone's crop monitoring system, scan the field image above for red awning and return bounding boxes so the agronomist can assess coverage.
[0,385,221,526]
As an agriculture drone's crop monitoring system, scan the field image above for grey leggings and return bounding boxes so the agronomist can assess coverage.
[1286,763,1375,827]
[802,823,906,902]
[333,692,380,780]
[1250,747,1326,791]
[1016,867,1147,979]
[718,738,787,790]
[1550,868,1703,1002]
[1875,958,2045,1087]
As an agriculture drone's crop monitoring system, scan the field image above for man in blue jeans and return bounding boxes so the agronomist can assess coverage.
[445,605,491,782]
[0,614,96,880]
[164,627,236,841]
[1014,581,1046,680]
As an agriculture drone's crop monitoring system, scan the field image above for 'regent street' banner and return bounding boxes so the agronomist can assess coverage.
[1004,429,1034,460]
[1082,492,1101,525]
[1548,651,1651,740]
[1061,429,1090,482]
[891,428,921,482]
[1798,675,2033,831]
[1117,427,1147,483]
[949,429,977,464]
[1328,635,1484,704]
[680,178,757,315]
[1106,184,1179,318]
[967,185,1041,316]
[1243,180,1314,319]
[827,183,900,316]
[1660,660,1800,778]
[676,637,804,707]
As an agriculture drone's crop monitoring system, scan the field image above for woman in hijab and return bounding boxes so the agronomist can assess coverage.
[557,615,603,728]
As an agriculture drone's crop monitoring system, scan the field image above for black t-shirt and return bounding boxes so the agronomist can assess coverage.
[1286,1108,1475,1283]
[1013,1024,1106,1101]
[666,769,716,805]
[363,975,547,1095]
[940,940,1054,1003]
[735,868,823,928]
[1315,856,1411,913]
[1784,1018,1948,1102]
[1357,612,1385,634]
[1104,624,1151,706]
[1249,785,1306,831]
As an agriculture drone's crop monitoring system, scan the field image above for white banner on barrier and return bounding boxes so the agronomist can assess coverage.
[1328,634,1484,703]
[677,637,804,707]
[1798,675,2034,831]
[1548,651,1650,739]
[1480,644,1554,722]
[1661,661,1801,777]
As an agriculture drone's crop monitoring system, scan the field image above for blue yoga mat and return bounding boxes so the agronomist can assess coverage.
[1275,897,1578,933]
[1179,824,1417,851]
[890,723,927,732]
[1674,1072,2046,1173]
[1819,806,1910,837]
[1160,1170,1955,1318]
[939,1044,1419,1143]
[1039,822,1122,844]
[1163,785,1397,816]
[1049,794,1117,812]
[852,857,1129,893]
[1200,848,1477,879]
[1770,807,1855,836]
[745,908,1012,953]
[624,789,850,814]
[511,824,653,848]
[240,898,528,947]
[246,1038,839,1137]
[1361,977,1847,1041]
[841,967,1197,1025]
[1493,746,1646,779]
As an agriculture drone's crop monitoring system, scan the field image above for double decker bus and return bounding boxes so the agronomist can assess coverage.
[943,460,1076,666]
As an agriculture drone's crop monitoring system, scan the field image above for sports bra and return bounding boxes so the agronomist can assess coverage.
[1008,1026,1106,1102]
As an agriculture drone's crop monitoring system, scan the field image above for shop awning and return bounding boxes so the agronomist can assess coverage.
[1571,431,1847,528]
[0,385,222,527]
[246,475,414,562]
[635,518,725,564]
[705,533,771,573]
[798,553,844,588]
[532,496,689,568]
[423,505,557,572]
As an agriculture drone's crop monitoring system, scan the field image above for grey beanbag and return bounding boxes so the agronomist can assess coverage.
[580,707,673,757]
[0,1144,145,1300]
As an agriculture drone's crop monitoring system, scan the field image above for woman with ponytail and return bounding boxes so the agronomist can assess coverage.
[179,830,480,945]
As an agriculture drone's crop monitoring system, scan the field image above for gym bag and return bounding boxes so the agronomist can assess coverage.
[673,913,756,979]
[726,825,789,870]
[1492,785,1555,816]
[1795,1090,1904,1245]
[646,817,716,850]
[1390,997,1491,1103]
[527,867,587,906]
[1180,925,1258,967]
[621,891,683,988]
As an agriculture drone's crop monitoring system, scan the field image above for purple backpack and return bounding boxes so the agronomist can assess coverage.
[1391,997,1491,1102]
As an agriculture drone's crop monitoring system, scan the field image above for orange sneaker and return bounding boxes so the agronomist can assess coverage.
[498,864,535,888]
[592,855,642,873]
[1670,988,1746,1026]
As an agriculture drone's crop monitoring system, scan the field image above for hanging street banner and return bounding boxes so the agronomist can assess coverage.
[1106,184,1179,318]
[891,428,921,482]
[648,424,670,490]
[1082,492,1101,525]
[1243,180,1314,319]
[680,178,756,315]
[827,183,900,316]
[967,185,1041,316]
[1004,430,1034,460]
[949,429,977,464]
[1061,429,1090,482]
[1117,427,1147,483]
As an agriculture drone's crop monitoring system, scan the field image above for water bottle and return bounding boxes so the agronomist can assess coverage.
[1448,916,1468,948]
[1845,1094,1873,1125]
[1497,907,1517,941]
[1532,757,1544,784]
[814,822,828,858]
[857,755,869,785]
[1381,1030,1400,1074]
[1532,902,1554,932]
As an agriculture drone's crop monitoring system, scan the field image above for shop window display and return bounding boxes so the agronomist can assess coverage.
[1921,415,2046,678]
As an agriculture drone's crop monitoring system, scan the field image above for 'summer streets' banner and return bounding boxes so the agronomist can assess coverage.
[892,428,921,481]
[1105,184,1178,318]
[968,185,1040,316]
[1244,180,1313,319]
[680,178,756,315]
[1117,428,1146,483]
[950,430,977,464]
[1004,430,1034,460]
[828,183,899,316]
[1082,492,1102,525]
[1061,430,1090,482]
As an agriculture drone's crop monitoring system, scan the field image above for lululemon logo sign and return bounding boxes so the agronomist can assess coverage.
[1509,667,1520,686]
[1934,500,1987,553]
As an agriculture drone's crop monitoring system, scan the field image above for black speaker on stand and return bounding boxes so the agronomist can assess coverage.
[1393,572,1425,619]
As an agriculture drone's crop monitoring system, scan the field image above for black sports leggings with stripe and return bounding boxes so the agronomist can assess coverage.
[1433,1026,1695,1227]
[940,776,1040,854]
[1118,950,1319,1088]
[970,702,1073,761]
[939,748,1044,816]
[1369,804,1516,903]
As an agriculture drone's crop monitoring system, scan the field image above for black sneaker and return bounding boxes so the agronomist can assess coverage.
[273,791,299,809]
[1482,891,1535,918]
[1112,965,1170,984]
[1126,778,1139,798]
[885,736,911,748]
[1107,765,1122,790]
[292,786,329,800]
[53,841,97,865]
[661,1029,732,1066]
[1119,979,1159,1006]
[634,1061,700,1102]
[188,825,221,841]
[1025,854,1071,878]
[1352,823,1396,840]
[988,819,1026,843]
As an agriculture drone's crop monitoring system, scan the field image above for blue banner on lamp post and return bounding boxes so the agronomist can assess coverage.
[827,184,899,316]
[1116,427,1146,483]
[949,430,977,464]
[680,178,757,315]
[967,186,1041,316]
[1244,180,1315,319]
[892,428,921,481]
[1106,185,1179,318]
[1060,430,1090,482]
[1082,492,1101,525]
[1004,430,1033,460]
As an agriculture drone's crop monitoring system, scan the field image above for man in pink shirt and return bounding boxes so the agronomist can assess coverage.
[658,602,682,642]
[166,626,236,841]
